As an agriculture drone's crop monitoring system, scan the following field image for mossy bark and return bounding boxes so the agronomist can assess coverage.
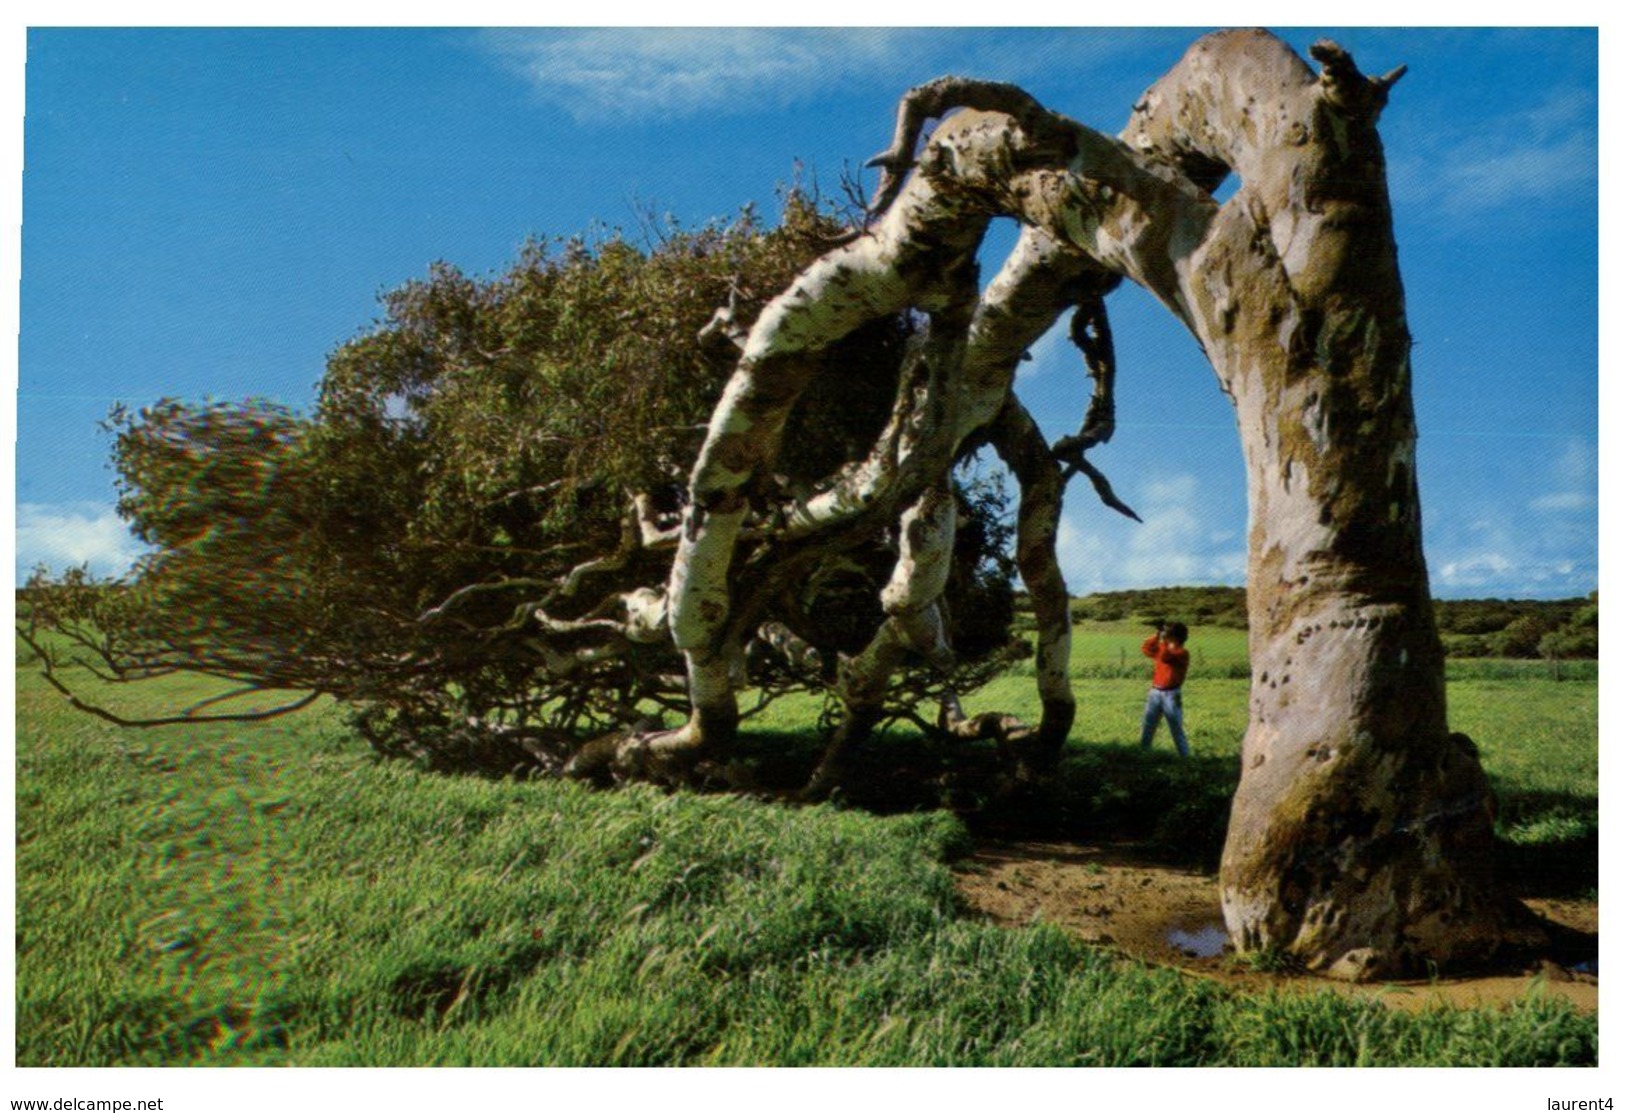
[1120,30,1526,978]
[664,28,1523,975]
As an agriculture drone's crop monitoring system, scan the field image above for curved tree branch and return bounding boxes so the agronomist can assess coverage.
[20,626,322,727]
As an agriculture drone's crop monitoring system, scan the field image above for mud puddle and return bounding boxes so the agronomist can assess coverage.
[954,839,1598,1013]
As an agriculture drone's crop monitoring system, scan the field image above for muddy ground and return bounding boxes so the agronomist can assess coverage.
[954,839,1598,1012]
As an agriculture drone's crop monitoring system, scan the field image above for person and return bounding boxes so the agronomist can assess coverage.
[1139,621,1191,757]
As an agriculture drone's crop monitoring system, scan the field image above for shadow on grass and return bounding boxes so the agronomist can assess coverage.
[1490,786,1599,900]
[728,727,1238,870]
[726,728,1599,896]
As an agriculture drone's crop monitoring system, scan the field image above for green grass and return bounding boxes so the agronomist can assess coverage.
[14,639,1598,1067]
[1005,620,1253,679]
[758,622,1596,869]
[981,619,1597,844]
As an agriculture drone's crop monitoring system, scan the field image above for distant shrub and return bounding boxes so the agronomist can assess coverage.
[1062,588,1599,660]
[1538,627,1599,660]
[1442,634,1493,658]
[1070,587,1248,629]
[1491,615,1554,659]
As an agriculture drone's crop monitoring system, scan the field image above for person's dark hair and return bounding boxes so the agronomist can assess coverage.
[1166,621,1189,645]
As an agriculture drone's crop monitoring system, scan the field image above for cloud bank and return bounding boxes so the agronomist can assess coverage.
[479,28,919,121]
[1391,85,1596,217]
[17,502,146,582]
[474,28,1152,123]
[1050,432,1596,600]
[1056,473,1246,594]
[1427,435,1596,598]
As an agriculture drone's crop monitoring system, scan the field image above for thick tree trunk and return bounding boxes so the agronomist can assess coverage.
[1119,30,1527,977]
[1193,181,1516,977]
[660,28,1524,975]
[901,29,1524,978]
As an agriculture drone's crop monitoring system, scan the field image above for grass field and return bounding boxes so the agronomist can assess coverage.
[13,624,1599,1067]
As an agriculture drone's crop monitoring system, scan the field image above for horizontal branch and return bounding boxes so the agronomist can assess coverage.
[419,577,558,624]
[19,626,324,728]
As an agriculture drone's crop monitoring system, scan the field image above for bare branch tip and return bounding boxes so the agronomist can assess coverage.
[1375,64,1409,91]
[864,151,910,170]
[1308,39,1350,66]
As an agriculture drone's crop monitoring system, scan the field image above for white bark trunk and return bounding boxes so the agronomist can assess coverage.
[657,29,1520,974]
[988,399,1074,757]
[1119,30,1520,977]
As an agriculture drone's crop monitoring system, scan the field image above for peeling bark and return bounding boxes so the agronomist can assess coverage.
[657,27,1521,976]
[1102,29,1522,978]
[988,399,1074,763]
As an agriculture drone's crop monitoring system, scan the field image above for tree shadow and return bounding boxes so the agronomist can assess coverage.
[727,727,1238,869]
[715,726,1599,981]
[1488,786,1599,900]
[725,729,1600,900]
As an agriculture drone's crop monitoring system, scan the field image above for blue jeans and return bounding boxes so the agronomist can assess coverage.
[1140,687,1190,757]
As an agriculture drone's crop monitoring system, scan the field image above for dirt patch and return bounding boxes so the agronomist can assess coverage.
[954,839,1597,1013]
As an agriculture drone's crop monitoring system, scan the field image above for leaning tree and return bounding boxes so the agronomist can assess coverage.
[22,198,1035,780]
[606,28,1532,978]
[24,29,1536,979]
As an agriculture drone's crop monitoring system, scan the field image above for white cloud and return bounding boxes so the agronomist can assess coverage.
[1436,550,1591,593]
[1428,481,1594,598]
[479,28,913,122]
[1435,132,1595,212]
[1391,87,1596,216]
[1436,551,1513,589]
[1527,437,1596,513]
[1552,436,1597,486]
[1530,491,1594,512]
[1014,321,1076,382]
[16,502,146,582]
[475,28,1153,124]
[1056,472,1245,593]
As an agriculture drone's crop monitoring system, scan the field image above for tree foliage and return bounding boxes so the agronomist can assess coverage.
[1067,587,1250,629]
[1434,593,1598,659]
[1061,588,1600,660]
[22,195,1020,772]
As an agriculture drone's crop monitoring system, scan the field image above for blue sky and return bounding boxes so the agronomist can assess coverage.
[17,27,1599,598]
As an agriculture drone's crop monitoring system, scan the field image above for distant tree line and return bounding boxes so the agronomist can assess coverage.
[1056,587,1598,659]
[1066,586,1250,629]
[1433,592,1598,659]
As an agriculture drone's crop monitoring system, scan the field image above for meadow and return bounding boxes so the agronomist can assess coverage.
[13,621,1598,1067]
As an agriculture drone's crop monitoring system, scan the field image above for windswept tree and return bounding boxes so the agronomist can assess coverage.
[627,28,1531,977]
[26,29,1536,979]
[23,196,1041,778]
